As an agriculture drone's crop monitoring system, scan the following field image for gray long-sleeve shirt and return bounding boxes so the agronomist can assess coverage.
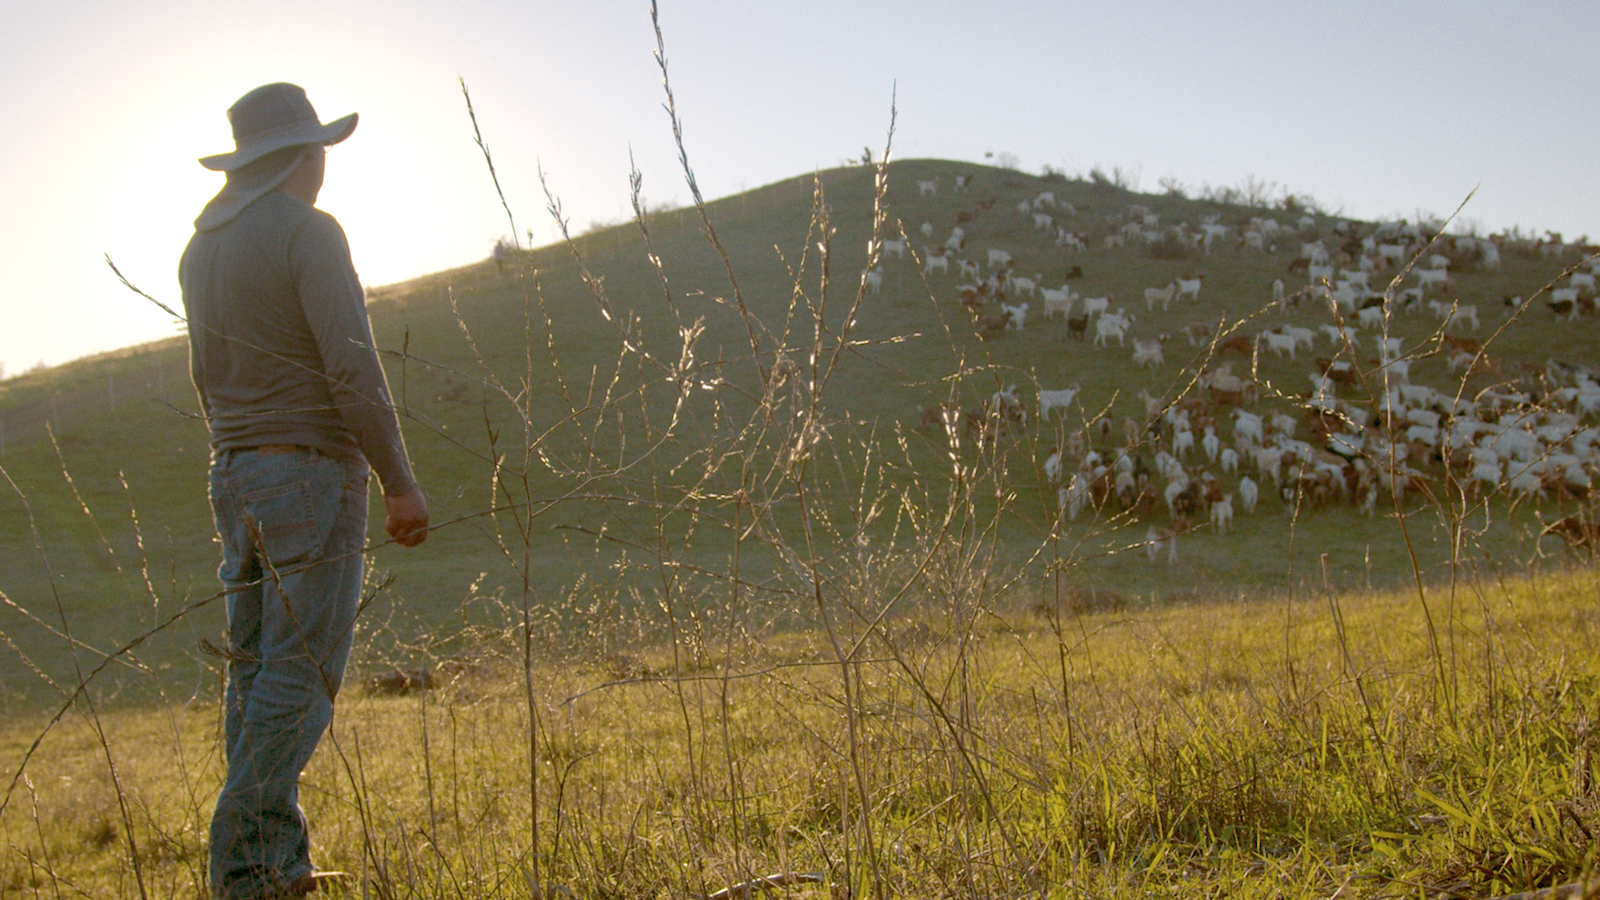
[180,189,417,496]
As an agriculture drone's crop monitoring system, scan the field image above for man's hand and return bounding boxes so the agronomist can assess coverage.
[384,488,430,547]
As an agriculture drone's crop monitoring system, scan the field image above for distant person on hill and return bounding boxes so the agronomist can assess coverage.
[493,238,506,276]
[179,82,429,900]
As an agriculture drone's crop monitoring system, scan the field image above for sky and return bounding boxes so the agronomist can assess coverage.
[1,0,1596,378]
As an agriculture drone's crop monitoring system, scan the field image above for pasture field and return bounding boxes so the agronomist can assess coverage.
[3,564,1599,898]
[1,87,1599,895]
[0,153,1593,705]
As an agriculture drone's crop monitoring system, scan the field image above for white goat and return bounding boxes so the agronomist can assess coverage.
[1133,336,1166,368]
[1238,476,1259,513]
[1146,525,1179,564]
[1038,385,1081,420]
[1001,302,1029,330]
[1060,474,1090,521]
[1415,268,1451,290]
[1210,494,1234,532]
[1041,288,1075,320]
[1221,447,1240,475]
[1172,427,1194,459]
[1258,330,1298,359]
[1094,310,1133,347]
[1144,282,1177,312]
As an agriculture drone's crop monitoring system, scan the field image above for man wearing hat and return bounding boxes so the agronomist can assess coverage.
[181,82,429,899]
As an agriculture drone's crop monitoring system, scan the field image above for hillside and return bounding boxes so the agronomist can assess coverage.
[0,159,1595,705]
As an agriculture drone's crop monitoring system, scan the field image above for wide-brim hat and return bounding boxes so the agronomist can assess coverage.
[199,82,357,172]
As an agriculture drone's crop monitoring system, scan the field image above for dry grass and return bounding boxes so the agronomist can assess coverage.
[4,567,1600,898]
[3,4,1600,898]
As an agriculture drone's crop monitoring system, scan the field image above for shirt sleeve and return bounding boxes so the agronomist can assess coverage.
[289,211,419,496]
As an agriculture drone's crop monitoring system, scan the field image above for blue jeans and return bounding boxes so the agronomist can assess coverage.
[206,447,368,900]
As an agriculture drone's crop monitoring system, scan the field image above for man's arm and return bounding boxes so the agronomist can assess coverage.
[291,211,420,493]
[291,209,430,550]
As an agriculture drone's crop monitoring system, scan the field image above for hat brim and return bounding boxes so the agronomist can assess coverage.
[198,112,358,172]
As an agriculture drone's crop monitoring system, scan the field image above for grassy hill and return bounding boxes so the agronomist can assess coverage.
[0,159,1594,706]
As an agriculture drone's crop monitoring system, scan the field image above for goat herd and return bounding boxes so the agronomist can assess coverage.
[882,170,1600,564]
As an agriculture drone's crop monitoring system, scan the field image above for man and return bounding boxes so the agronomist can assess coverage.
[180,83,429,900]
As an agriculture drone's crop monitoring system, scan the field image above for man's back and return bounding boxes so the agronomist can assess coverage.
[181,189,414,494]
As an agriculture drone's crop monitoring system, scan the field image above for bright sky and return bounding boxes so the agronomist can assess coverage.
[2,1,1595,378]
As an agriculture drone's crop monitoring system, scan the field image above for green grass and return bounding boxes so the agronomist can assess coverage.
[4,566,1598,898]
[1,155,1590,705]
[1,46,1597,895]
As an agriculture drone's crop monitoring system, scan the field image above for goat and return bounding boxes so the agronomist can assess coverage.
[1081,295,1112,318]
[918,178,939,197]
[1066,313,1089,340]
[1041,287,1075,320]
[1176,276,1203,302]
[1001,302,1029,330]
[1234,410,1265,447]
[1415,268,1451,291]
[976,310,1011,339]
[1094,311,1133,347]
[1429,300,1479,331]
[1550,287,1580,319]
[987,248,1013,270]
[924,252,949,275]
[1210,494,1234,532]
[1238,475,1259,513]
[880,238,906,259]
[1146,524,1180,564]
[1060,473,1091,521]
[863,267,883,294]
[1318,324,1359,349]
[1377,242,1407,263]
[1038,385,1081,420]
[1144,282,1177,312]
[991,384,1026,427]
[1172,427,1194,459]
[1258,330,1298,359]
[1132,335,1167,368]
